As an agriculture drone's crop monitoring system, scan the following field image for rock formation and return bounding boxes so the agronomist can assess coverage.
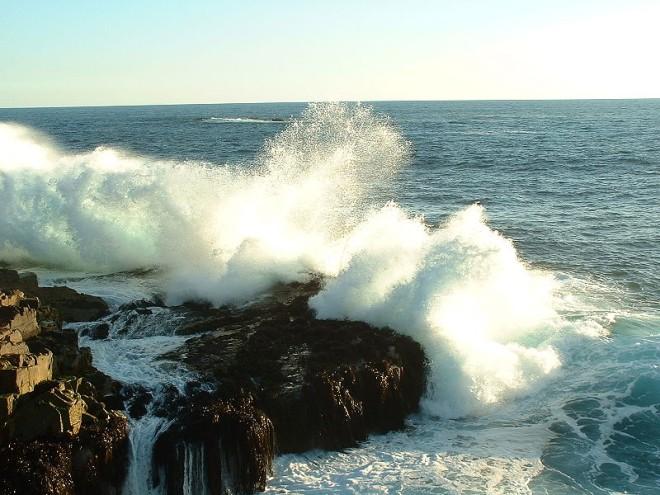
[0,271,128,495]
[153,279,427,494]
[0,268,428,495]
[0,269,109,322]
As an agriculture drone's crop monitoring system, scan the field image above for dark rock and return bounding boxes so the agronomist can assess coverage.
[154,395,274,495]
[117,296,165,312]
[151,383,184,418]
[0,269,21,288]
[0,439,76,495]
[154,279,427,493]
[120,383,153,419]
[29,329,93,377]
[81,323,110,340]
[0,413,129,495]
[164,280,427,454]
[31,286,109,323]
[18,271,39,289]
[0,269,109,322]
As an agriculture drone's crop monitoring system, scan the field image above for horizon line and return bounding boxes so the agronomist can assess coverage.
[1,96,659,111]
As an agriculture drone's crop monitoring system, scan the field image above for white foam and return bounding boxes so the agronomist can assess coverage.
[1,104,599,416]
[311,204,563,416]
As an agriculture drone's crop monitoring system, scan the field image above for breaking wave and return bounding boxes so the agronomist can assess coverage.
[0,103,600,416]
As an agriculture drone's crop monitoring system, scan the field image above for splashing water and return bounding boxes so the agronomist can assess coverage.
[0,103,599,418]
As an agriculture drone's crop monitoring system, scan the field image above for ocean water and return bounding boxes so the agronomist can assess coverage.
[0,100,658,494]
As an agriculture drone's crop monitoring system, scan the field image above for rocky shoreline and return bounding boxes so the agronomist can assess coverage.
[0,269,428,495]
[0,269,127,495]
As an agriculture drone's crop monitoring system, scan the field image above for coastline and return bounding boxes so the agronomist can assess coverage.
[0,268,428,495]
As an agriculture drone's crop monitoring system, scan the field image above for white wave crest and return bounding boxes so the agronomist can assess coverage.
[1,103,575,416]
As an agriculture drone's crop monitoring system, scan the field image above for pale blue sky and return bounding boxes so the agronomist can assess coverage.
[1,0,658,107]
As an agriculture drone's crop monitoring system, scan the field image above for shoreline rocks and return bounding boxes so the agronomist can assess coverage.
[0,269,429,495]
[0,269,110,322]
[154,395,274,495]
[0,270,128,495]
[154,279,427,494]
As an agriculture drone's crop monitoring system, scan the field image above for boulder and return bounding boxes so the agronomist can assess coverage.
[6,385,87,441]
[81,322,110,340]
[0,350,53,395]
[154,396,274,495]
[0,300,40,340]
[0,412,129,495]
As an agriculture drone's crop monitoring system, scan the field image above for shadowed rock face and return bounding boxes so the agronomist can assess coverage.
[154,396,274,495]
[0,270,128,495]
[1,269,427,495]
[0,413,129,495]
[0,269,109,323]
[154,279,428,493]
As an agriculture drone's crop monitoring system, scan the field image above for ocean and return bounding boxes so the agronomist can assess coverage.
[0,100,658,494]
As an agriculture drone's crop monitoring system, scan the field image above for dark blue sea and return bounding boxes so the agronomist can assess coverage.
[1,100,659,494]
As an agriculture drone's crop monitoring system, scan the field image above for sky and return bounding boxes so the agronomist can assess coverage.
[1,0,659,108]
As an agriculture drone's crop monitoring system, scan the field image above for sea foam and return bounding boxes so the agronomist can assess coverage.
[1,103,573,416]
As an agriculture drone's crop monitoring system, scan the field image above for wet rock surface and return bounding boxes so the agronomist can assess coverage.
[0,270,128,495]
[0,413,129,495]
[0,269,427,495]
[154,395,274,495]
[155,279,427,493]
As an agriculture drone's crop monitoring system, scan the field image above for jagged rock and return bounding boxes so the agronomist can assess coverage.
[154,395,274,495]
[0,288,25,307]
[6,385,86,441]
[0,333,30,356]
[29,329,93,377]
[153,280,427,494]
[0,269,109,322]
[81,322,110,340]
[0,392,18,422]
[0,413,129,495]
[0,299,41,340]
[0,349,54,395]
[0,269,128,493]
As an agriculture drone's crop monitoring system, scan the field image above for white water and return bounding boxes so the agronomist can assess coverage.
[64,276,193,495]
[1,103,625,493]
[0,104,600,419]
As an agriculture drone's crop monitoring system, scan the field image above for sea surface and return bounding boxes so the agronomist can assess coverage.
[1,100,658,494]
